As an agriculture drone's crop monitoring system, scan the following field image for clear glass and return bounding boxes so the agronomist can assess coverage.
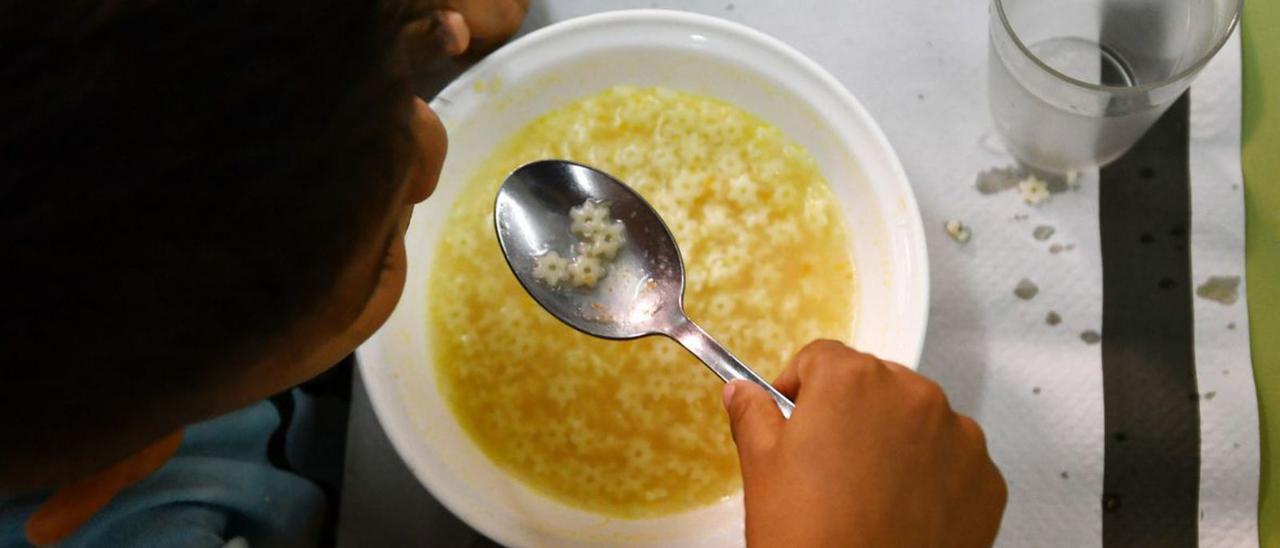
[988,0,1241,174]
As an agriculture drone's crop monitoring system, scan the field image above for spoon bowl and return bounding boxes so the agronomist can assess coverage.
[494,160,795,418]
[495,160,685,339]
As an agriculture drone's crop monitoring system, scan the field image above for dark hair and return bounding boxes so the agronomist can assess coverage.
[0,0,416,487]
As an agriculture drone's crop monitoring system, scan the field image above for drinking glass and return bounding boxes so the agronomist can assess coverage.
[988,0,1241,174]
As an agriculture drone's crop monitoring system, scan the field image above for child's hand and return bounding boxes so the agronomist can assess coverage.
[723,340,1007,547]
[403,0,529,65]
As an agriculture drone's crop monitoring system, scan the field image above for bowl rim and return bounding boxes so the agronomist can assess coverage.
[432,7,931,368]
[359,8,931,546]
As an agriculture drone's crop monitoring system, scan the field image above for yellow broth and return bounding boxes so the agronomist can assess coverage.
[428,86,856,517]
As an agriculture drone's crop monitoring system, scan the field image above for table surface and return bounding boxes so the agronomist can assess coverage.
[1242,1,1278,545]
[338,3,1279,546]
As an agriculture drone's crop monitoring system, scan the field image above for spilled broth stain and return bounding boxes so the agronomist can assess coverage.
[1195,276,1240,305]
[1014,278,1039,300]
[975,166,1022,195]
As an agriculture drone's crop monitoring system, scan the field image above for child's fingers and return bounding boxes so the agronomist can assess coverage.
[441,0,528,57]
[722,381,785,463]
[403,9,471,67]
[774,341,919,419]
[434,10,470,57]
[771,339,850,400]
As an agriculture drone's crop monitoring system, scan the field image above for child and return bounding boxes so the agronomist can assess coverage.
[0,1,1004,546]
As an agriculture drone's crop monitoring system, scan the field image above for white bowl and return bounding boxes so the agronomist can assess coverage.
[357,10,929,547]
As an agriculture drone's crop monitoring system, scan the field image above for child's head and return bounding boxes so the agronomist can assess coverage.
[0,1,446,492]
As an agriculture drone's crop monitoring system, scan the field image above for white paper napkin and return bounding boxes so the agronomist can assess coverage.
[343,2,1259,545]
[521,2,1259,545]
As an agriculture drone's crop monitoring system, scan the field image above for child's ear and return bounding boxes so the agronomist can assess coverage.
[407,96,447,205]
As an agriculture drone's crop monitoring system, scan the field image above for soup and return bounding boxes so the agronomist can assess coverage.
[428,86,856,517]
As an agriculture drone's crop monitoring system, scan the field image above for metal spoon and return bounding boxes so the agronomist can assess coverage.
[493,160,794,418]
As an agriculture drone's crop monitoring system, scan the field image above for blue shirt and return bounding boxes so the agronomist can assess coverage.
[0,383,348,548]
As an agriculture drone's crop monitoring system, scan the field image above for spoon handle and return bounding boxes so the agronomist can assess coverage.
[667,318,795,419]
